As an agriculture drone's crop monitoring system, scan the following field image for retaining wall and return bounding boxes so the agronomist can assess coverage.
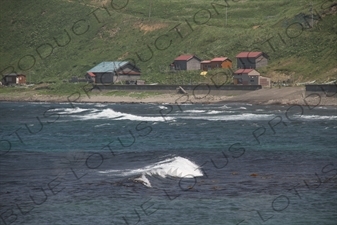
[305,84,337,94]
[92,84,262,96]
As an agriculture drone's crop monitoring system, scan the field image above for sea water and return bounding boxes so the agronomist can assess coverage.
[0,102,336,225]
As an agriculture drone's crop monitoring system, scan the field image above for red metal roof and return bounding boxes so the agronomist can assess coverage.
[211,57,229,62]
[234,69,255,74]
[88,72,95,77]
[174,54,195,61]
[236,52,262,58]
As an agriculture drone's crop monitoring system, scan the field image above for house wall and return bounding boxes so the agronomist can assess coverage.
[5,76,16,84]
[221,60,232,68]
[247,75,259,85]
[233,75,244,84]
[248,70,260,76]
[118,64,141,74]
[237,56,268,69]
[237,58,257,69]
[95,72,114,85]
[17,75,26,84]
[210,61,222,69]
[115,75,141,82]
[186,58,201,70]
[201,63,211,71]
[174,60,187,70]
[259,76,271,87]
[201,60,232,71]
[255,55,268,68]
[233,74,259,85]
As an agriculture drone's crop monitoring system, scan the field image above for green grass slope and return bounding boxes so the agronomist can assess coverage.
[0,0,336,89]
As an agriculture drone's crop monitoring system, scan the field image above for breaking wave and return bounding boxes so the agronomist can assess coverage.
[50,107,97,114]
[78,108,175,121]
[295,115,337,120]
[98,156,203,187]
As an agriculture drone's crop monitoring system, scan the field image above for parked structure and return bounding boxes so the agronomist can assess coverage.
[86,61,141,85]
[201,57,232,71]
[171,55,201,71]
[236,52,268,69]
[1,73,26,85]
[233,69,270,87]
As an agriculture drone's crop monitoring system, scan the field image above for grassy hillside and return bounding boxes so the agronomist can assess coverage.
[0,0,336,91]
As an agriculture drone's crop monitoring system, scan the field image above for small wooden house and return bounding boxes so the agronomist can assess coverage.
[86,61,141,85]
[200,60,211,71]
[233,69,270,87]
[201,57,232,71]
[1,73,26,85]
[236,52,268,69]
[172,55,201,71]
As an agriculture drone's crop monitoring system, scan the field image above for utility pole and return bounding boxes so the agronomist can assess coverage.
[226,6,228,26]
[310,2,313,28]
[149,0,153,19]
[312,2,314,27]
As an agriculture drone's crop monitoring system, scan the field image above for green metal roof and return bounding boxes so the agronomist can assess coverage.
[87,61,128,73]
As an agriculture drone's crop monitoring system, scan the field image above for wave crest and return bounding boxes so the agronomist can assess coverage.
[99,156,203,187]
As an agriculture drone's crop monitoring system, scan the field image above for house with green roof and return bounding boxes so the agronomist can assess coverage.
[86,61,141,85]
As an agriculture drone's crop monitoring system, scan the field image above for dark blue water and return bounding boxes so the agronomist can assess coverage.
[0,102,336,225]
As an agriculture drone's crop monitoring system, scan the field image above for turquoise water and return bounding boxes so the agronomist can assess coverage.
[0,102,336,224]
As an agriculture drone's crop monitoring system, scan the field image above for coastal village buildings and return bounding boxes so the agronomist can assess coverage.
[171,55,202,71]
[1,73,26,85]
[83,52,270,87]
[200,57,232,71]
[233,69,270,87]
[231,51,270,87]
[86,61,141,84]
[236,52,268,69]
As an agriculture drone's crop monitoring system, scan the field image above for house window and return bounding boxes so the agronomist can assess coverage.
[250,80,255,82]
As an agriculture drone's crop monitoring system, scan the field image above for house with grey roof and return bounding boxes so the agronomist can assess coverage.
[86,61,141,85]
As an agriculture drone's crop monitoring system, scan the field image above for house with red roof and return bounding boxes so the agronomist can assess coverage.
[171,54,202,71]
[201,57,232,71]
[233,69,270,87]
[236,52,268,69]
[1,73,26,85]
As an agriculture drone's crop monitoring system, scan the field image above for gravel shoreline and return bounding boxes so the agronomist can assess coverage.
[1,87,336,106]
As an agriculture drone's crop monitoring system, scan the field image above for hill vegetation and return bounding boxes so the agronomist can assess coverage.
[0,0,336,94]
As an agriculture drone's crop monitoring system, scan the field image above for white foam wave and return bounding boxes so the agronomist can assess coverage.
[219,105,231,109]
[184,110,207,113]
[98,156,203,187]
[134,174,152,187]
[50,107,99,115]
[206,110,222,114]
[296,115,337,120]
[187,113,274,121]
[49,107,99,115]
[94,123,112,128]
[78,108,174,121]
[94,103,107,107]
